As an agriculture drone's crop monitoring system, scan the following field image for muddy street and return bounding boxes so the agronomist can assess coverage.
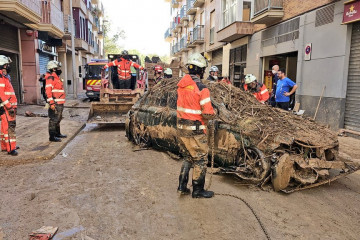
[0,124,359,239]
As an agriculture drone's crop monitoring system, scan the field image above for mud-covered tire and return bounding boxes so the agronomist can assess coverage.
[235,147,271,183]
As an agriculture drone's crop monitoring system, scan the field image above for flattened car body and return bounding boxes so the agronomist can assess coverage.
[126,78,360,193]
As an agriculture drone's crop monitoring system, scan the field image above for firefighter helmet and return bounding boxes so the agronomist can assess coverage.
[164,68,172,75]
[154,65,163,73]
[209,66,219,73]
[0,55,12,67]
[47,60,62,70]
[245,74,257,84]
[186,53,208,69]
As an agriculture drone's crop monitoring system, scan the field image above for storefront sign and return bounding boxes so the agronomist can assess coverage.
[38,40,56,55]
[304,43,312,61]
[343,0,360,24]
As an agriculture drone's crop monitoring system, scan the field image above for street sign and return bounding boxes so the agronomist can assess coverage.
[305,43,312,61]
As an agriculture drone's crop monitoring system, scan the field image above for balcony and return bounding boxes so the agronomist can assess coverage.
[171,0,179,8]
[217,22,254,42]
[191,25,204,45]
[171,43,180,56]
[252,0,284,25]
[164,28,173,42]
[75,38,88,51]
[193,0,205,8]
[87,10,94,25]
[179,36,189,52]
[180,5,188,23]
[98,25,104,39]
[36,1,64,38]
[73,0,87,14]
[87,44,94,54]
[187,31,196,48]
[0,0,42,24]
[186,0,196,15]
[210,27,215,44]
[93,17,99,31]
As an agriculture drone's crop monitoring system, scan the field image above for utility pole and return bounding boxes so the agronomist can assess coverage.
[70,0,77,99]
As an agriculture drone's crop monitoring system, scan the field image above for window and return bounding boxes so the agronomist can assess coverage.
[210,11,215,44]
[222,0,237,28]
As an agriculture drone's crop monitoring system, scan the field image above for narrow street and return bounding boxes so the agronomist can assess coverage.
[0,124,359,240]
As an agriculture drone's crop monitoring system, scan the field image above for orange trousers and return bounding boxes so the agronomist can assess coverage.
[0,108,16,153]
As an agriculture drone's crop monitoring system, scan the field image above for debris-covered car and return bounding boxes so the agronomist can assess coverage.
[126,78,360,193]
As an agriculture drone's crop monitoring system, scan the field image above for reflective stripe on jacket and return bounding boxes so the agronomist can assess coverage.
[104,58,144,80]
[0,70,17,109]
[177,74,215,127]
[45,72,66,105]
[244,83,269,104]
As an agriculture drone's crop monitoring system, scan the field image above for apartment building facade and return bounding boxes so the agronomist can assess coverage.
[0,0,105,104]
[164,0,360,132]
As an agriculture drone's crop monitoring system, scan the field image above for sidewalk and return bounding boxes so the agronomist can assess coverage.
[0,99,89,166]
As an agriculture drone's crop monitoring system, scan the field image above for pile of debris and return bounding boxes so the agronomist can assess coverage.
[144,57,181,89]
[129,77,359,192]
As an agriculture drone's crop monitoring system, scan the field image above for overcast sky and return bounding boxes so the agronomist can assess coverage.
[103,0,171,56]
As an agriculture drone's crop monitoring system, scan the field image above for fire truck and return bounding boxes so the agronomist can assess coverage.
[81,59,107,100]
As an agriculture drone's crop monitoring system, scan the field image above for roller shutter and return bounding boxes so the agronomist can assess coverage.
[39,53,50,75]
[0,24,19,52]
[345,22,360,131]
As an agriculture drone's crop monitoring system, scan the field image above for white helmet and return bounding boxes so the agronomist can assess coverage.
[209,66,219,73]
[186,53,208,68]
[0,55,12,66]
[164,68,172,75]
[245,74,257,84]
[47,60,62,70]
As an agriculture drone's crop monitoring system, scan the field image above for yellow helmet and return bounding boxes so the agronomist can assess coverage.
[186,53,208,68]
[47,60,62,70]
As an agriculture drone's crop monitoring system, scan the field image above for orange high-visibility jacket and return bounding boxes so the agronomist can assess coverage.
[104,58,144,80]
[0,70,17,109]
[45,72,66,105]
[177,74,215,129]
[244,83,269,104]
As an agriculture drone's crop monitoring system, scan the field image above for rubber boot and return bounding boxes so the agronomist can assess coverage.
[56,125,67,138]
[8,150,18,156]
[49,134,62,142]
[192,171,214,198]
[177,161,191,195]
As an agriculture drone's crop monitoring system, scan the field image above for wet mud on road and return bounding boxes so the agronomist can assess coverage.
[0,124,359,239]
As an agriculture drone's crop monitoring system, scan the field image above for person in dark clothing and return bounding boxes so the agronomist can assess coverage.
[207,66,219,82]
[269,65,279,107]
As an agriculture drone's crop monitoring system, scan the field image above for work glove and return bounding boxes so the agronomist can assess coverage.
[8,108,16,118]
[50,104,56,111]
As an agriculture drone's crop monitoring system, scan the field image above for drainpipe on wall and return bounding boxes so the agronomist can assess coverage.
[70,0,77,99]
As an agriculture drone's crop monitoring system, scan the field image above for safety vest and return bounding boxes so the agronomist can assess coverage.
[0,70,17,109]
[104,58,143,80]
[45,72,66,105]
[244,83,269,104]
[177,74,214,131]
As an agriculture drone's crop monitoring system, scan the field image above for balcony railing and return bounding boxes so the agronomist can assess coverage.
[20,0,42,15]
[192,25,204,42]
[254,0,283,17]
[186,0,196,15]
[180,35,188,50]
[164,28,172,39]
[210,27,215,44]
[41,1,64,31]
[64,15,73,34]
[180,5,188,21]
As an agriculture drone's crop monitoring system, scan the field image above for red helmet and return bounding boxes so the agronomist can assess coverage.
[154,65,163,74]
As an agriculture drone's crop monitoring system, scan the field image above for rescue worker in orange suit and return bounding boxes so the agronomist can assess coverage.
[154,65,163,84]
[244,74,269,104]
[0,55,18,156]
[103,50,144,89]
[177,53,216,198]
[45,60,67,142]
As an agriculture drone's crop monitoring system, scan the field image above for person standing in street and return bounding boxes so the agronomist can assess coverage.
[207,66,219,82]
[275,69,298,110]
[0,55,18,156]
[269,65,279,107]
[45,60,67,142]
[103,50,144,89]
[177,53,216,198]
